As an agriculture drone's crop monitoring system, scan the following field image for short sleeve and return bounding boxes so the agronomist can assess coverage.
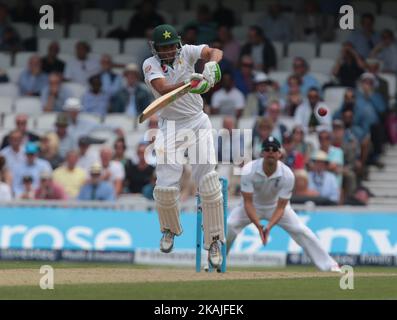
[233,89,245,110]
[183,44,208,65]
[143,59,164,84]
[240,162,255,193]
[279,171,295,200]
[211,91,221,109]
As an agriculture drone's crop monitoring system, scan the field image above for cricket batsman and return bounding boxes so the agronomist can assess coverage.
[142,24,225,268]
[226,136,341,272]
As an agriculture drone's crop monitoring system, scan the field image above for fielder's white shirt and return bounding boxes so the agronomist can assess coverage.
[240,159,295,208]
[142,44,207,121]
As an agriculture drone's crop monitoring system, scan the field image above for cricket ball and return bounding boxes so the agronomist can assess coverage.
[317,107,328,117]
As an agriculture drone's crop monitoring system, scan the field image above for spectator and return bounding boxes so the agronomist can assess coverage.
[81,74,110,117]
[99,146,125,196]
[282,133,305,170]
[0,3,21,52]
[252,117,273,159]
[77,162,116,201]
[240,25,277,72]
[331,42,365,87]
[344,186,371,206]
[370,29,397,73]
[281,57,320,96]
[110,63,154,115]
[18,175,35,200]
[124,143,155,194]
[308,150,339,204]
[53,113,74,158]
[266,100,287,143]
[211,72,245,119]
[53,150,87,199]
[127,0,164,38]
[0,129,25,178]
[185,4,217,45]
[233,55,255,96]
[293,169,319,197]
[41,41,65,74]
[63,41,100,85]
[41,72,72,112]
[13,142,52,197]
[261,3,292,43]
[213,0,236,28]
[283,75,303,117]
[365,58,389,107]
[181,25,198,45]
[142,171,156,200]
[34,171,67,200]
[1,114,39,149]
[99,54,123,96]
[332,120,359,199]
[245,72,272,117]
[18,55,48,96]
[38,132,63,169]
[0,155,12,200]
[76,136,99,173]
[294,87,331,132]
[217,25,240,66]
[291,125,313,164]
[348,13,380,59]
[317,128,344,186]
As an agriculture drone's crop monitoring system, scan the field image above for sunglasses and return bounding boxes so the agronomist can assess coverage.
[263,146,279,152]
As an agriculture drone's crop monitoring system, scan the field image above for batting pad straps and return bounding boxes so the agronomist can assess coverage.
[153,186,182,235]
[199,172,225,249]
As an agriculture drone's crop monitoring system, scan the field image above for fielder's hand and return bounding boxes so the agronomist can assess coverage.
[203,61,221,87]
[258,225,270,245]
[185,73,210,94]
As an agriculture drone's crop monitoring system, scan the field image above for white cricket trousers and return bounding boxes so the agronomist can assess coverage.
[227,204,338,271]
[155,111,217,188]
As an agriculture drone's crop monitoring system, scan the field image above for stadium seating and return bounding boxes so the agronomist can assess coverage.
[176,11,195,26]
[6,67,23,83]
[35,24,65,40]
[59,38,80,55]
[310,58,335,75]
[58,53,74,64]
[381,1,397,17]
[241,12,265,26]
[0,97,14,115]
[69,24,98,41]
[334,29,353,43]
[124,39,150,62]
[268,71,289,86]
[379,73,397,103]
[0,53,11,70]
[273,41,284,60]
[312,72,330,87]
[12,23,34,40]
[3,113,34,130]
[113,54,139,65]
[319,42,342,59]
[79,112,101,124]
[80,9,109,27]
[351,1,378,14]
[278,57,294,72]
[88,128,118,145]
[0,83,19,98]
[36,112,57,131]
[287,42,316,60]
[232,26,249,43]
[92,39,121,55]
[62,82,87,99]
[375,15,397,31]
[103,114,135,132]
[111,10,135,28]
[14,51,34,68]
[238,117,255,130]
[14,97,42,115]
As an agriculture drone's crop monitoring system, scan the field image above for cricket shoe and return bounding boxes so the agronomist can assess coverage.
[330,264,342,273]
[160,230,175,253]
[208,240,223,269]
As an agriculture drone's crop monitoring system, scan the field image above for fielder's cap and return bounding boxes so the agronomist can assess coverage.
[261,136,281,151]
[90,162,102,174]
[55,113,69,126]
[25,142,39,154]
[253,72,268,84]
[63,97,82,111]
[40,170,52,179]
[311,150,329,162]
[360,72,376,82]
[124,63,139,73]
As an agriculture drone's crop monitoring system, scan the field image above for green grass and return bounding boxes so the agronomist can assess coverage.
[0,262,396,300]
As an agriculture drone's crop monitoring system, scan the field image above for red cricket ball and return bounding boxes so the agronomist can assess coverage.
[318,107,328,117]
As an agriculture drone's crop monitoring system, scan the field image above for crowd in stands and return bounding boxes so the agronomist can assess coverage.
[0,0,396,206]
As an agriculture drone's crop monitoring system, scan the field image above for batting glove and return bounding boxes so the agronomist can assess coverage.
[202,62,221,87]
[184,73,210,94]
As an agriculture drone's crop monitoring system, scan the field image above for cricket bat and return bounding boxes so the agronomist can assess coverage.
[138,80,199,123]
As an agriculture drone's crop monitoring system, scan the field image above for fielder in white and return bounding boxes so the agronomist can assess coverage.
[227,136,341,272]
[142,24,225,268]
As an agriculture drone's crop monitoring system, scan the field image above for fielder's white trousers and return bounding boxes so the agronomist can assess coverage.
[227,204,338,271]
[155,111,216,188]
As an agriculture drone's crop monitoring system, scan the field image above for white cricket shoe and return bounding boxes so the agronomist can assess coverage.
[208,240,223,269]
[160,230,175,253]
[330,264,342,273]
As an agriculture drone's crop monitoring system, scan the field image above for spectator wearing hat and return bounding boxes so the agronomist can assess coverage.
[0,114,40,149]
[211,72,245,119]
[76,136,100,173]
[0,129,26,178]
[53,150,87,199]
[98,54,123,96]
[240,25,277,73]
[38,132,64,169]
[34,171,67,200]
[77,162,116,201]
[308,150,339,204]
[281,57,320,97]
[370,29,397,74]
[294,87,331,133]
[109,63,154,115]
[41,72,72,112]
[18,55,48,96]
[63,41,100,86]
[53,113,74,158]
[13,142,52,197]
[81,74,111,117]
[41,41,65,74]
